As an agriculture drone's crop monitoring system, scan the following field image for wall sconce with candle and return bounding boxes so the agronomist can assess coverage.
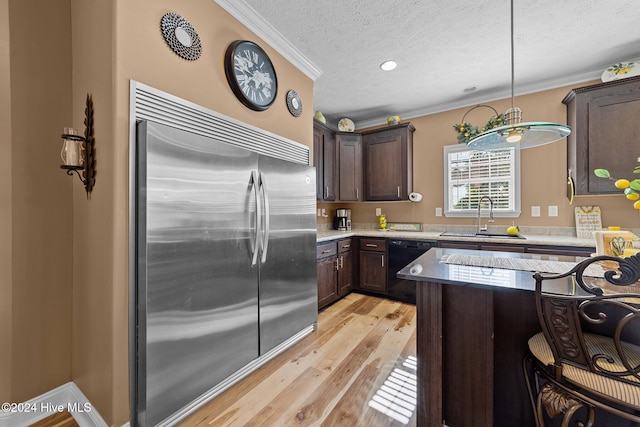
[60,94,96,199]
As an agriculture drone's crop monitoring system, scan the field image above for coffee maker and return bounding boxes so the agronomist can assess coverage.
[333,208,351,231]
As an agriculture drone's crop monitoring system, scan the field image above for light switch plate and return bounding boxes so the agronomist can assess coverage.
[548,206,558,217]
[435,207,443,217]
[375,208,382,216]
[531,206,540,217]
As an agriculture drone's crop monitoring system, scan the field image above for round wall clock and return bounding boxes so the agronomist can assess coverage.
[224,40,278,111]
[286,90,303,117]
[160,13,202,61]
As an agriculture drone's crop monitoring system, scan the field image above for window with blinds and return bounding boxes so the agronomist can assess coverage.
[443,144,521,217]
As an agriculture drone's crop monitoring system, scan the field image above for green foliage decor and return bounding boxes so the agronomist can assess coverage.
[453,106,507,144]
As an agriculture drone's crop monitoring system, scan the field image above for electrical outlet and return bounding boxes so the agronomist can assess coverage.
[375,208,381,216]
[548,205,558,217]
[435,207,443,217]
[317,208,321,217]
[531,206,540,217]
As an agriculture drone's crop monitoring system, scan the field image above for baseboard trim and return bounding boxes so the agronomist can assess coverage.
[0,382,107,427]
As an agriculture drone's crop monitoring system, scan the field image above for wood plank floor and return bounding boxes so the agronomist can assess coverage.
[179,293,417,427]
[29,410,78,427]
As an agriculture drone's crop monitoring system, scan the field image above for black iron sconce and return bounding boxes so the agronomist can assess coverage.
[60,94,96,199]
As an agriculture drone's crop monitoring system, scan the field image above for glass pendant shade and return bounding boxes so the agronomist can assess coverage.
[467,122,571,149]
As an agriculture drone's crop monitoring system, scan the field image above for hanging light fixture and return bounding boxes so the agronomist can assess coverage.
[467,0,571,149]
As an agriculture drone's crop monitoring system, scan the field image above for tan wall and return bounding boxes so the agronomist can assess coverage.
[4,0,74,402]
[70,0,116,422]
[320,82,638,232]
[2,0,312,424]
[0,0,12,400]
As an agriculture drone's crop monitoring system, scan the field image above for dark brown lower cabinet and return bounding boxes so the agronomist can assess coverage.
[317,238,353,309]
[317,241,338,309]
[337,239,354,296]
[359,238,387,294]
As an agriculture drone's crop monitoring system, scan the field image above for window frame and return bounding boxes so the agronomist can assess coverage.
[443,143,521,218]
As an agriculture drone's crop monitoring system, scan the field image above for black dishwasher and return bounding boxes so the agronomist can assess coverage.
[387,239,435,304]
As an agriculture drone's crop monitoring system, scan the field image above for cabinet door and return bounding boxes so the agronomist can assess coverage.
[359,251,387,293]
[317,255,338,309]
[313,121,337,201]
[564,77,640,196]
[322,131,337,201]
[337,250,353,297]
[313,125,324,200]
[337,133,362,201]
[362,124,414,201]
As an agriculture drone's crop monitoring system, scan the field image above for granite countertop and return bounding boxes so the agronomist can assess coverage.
[316,229,596,248]
[396,248,580,294]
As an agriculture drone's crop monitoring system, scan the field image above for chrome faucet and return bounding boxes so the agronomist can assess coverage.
[477,196,494,234]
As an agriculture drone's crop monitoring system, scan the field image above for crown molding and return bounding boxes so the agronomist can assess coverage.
[357,67,607,129]
[215,0,322,81]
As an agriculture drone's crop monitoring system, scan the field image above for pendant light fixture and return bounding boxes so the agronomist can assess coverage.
[467,0,571,149]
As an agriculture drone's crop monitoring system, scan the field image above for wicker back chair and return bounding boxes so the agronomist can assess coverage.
[524,253,640,426]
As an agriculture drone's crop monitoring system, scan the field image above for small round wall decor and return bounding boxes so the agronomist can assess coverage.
[160,13,202,61]
[286,90,303,117]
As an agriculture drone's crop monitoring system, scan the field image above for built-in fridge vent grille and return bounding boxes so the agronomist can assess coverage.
[132,82,310,165]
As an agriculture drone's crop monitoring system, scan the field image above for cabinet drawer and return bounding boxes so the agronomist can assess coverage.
[338,238,353,253]
[317,241,338,259]
[360,238,386,252]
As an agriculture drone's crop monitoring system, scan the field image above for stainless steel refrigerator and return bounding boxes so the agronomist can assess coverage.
[134,120,317,426]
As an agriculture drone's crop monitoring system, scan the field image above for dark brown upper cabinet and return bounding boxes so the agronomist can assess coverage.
[563,76,640,196]
[336,132,362,201]
[361,123,415,201]
[313,120,337,201]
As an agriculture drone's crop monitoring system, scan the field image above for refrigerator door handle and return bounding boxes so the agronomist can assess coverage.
[250,170,261,266]
[259,172,270,263]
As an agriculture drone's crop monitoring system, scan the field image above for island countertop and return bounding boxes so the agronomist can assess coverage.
[396,247,581,294]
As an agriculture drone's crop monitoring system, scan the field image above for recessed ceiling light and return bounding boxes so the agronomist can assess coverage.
[380,60,397,71]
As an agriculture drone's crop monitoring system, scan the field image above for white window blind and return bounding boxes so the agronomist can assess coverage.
[443,144,521,217]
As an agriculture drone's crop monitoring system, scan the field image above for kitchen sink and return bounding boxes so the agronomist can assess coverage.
[440,231,526,240]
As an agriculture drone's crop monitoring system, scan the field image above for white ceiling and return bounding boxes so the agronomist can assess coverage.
[236,0,640,129]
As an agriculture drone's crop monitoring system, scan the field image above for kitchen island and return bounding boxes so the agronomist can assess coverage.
[397,248,582,427]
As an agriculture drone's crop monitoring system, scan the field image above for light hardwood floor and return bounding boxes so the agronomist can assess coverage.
[179,293,417,427]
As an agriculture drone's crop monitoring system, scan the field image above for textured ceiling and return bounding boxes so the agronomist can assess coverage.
[243,0,640,128]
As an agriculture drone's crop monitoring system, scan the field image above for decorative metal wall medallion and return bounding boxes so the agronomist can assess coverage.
[286,90,303,117]
[160,13,202,61]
